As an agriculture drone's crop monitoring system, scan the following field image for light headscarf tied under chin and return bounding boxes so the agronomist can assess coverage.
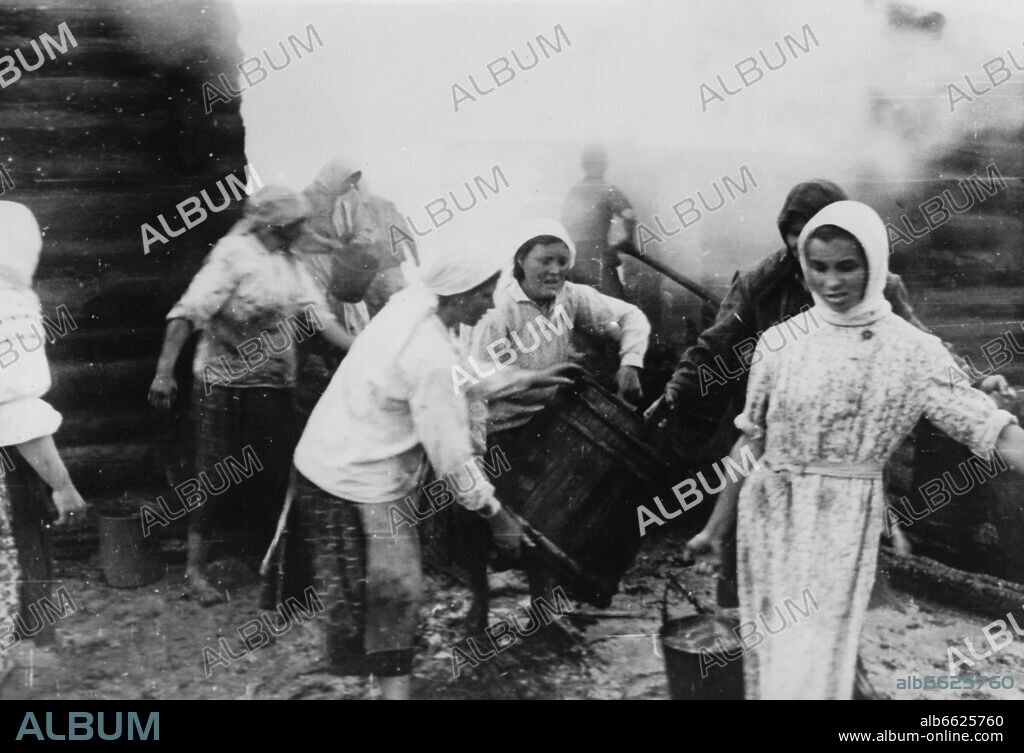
[797,200,892,327]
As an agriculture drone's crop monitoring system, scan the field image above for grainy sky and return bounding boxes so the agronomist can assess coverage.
[231,0,1024,282]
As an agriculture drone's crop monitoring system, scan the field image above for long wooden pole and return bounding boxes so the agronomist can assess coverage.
[617,244,721,308]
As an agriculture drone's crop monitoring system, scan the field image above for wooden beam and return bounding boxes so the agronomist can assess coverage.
[881,549,1024,620]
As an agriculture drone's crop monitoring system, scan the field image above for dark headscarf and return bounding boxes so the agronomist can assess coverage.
[776,180,847,249]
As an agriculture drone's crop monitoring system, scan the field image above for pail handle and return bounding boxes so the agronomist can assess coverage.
[661,573,711,626]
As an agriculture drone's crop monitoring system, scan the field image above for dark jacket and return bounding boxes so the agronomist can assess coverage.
[665,180,931,431]
[665,249,928,421]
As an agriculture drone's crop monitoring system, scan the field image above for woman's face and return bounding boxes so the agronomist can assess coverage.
[519,241,571,302]
[452,277,499,327]
[803,236,868,313]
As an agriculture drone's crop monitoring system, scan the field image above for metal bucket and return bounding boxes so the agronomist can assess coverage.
[659,578,744,700]
[97,503,165,588]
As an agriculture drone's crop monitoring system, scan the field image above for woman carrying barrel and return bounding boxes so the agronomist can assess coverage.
[686,201,1024,699]
[458,219,651,631]
[0,201,87,691]
[280,245,571,699]
[147,186,356,605]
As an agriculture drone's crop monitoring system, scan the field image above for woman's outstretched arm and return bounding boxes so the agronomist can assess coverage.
[684,433,763,560]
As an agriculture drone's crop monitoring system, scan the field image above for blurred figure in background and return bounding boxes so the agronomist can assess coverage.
[562,145,637,300]
[301,158,418,317]
[0,202,87,693]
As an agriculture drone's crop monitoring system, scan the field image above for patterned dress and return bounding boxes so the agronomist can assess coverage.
[735,310,1015,700]
[167,234,336,544]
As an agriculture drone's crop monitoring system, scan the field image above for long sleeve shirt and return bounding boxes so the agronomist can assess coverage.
[294,306,500,514]
[167,234,337,390]
[472,279,650,434]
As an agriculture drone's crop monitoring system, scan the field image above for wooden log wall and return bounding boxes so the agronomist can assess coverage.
[0,0,248,498]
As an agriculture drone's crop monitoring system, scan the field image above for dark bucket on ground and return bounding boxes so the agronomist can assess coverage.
[660,584,744,700]
[98,502,165,587]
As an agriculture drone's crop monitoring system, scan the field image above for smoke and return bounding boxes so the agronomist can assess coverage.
[230,0,1024,286]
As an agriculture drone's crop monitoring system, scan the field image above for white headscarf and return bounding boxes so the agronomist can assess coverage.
[511,218,576,272]
[797,200,892,327]
[417,244,506,297]
[368,244,505,365]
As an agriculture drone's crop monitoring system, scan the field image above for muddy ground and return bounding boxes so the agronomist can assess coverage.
[3,526,1023,701]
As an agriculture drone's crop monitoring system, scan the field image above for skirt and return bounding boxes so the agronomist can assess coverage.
[0,448,56,647]
[262,471,423,677]
[191,385,296,547]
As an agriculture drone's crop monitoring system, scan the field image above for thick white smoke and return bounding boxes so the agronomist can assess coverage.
[231,0,1024,287]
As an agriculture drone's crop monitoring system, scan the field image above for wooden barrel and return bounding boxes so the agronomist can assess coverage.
[502,375,675,607]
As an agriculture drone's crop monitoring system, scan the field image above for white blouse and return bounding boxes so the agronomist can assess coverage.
[0,288,61,446]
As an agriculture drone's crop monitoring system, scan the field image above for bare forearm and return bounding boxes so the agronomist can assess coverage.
[155,318,192,377]
[703,434,762,539]
[15,435,73,491]
[994,423,1024,475]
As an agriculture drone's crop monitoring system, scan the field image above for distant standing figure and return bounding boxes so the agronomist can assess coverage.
[562,145,637,300]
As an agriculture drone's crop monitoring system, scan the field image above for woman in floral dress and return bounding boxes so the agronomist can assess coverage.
[687,200,1024,699]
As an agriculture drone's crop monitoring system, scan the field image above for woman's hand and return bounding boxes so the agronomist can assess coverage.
[320,319,356,352]
[978,375,1016,398]
[617,365,643,405]
[889,524,913,557]
[148,374,178,410]
[664,384,677,411]
[52,484,86,527]
[683,530,721,574]
[530,362,583,389]
[486,508,529,560]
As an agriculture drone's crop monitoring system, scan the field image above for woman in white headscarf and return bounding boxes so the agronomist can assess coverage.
[686,201,1024,699]
[276,245,573,700]
[471,219,651,428]
[0,201,87,687]
[455,219,651,632]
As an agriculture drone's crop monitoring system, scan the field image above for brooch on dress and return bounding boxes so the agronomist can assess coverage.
[862,329,874,340]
